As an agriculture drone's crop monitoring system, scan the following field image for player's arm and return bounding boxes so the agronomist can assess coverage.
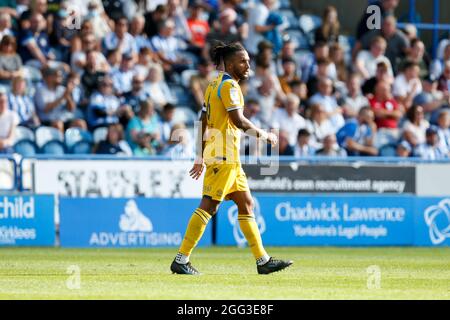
[228,108,278,146]
[189,107,208,180]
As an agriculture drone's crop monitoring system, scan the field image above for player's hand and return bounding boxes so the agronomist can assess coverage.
[189,157,204,180]
[267,132,278,146]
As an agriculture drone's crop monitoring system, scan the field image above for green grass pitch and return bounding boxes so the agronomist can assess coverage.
[0,247,449,299]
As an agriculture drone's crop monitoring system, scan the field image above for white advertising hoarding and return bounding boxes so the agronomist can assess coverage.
[33,160,203,198]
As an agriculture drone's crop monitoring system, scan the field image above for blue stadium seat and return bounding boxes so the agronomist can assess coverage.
[65,128,93,154]
[379,144,397,157]
[276,9,300,30]
[13,126,37,157]
[171,85,194,106]
[298,14,322,34]
[35,126,65,154]
[173,107,198,127]
[285,29,311,50]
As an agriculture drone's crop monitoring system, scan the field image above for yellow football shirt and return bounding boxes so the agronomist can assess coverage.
[202,72,244,164]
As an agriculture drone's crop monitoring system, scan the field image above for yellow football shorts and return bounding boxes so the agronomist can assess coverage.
[202,163,250,201]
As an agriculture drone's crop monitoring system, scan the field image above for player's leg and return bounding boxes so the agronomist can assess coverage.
[171,196,220,275]
[228,190,293,274]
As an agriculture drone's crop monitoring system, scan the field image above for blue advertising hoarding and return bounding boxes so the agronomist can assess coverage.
[0,195,55,246]
[414,197,450,246]
[217,194,415,246]
[59,197,212,247]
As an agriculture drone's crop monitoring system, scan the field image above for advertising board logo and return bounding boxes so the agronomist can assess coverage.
[119,200,153,232]
[424,199,450,245]
[227,197,266,246]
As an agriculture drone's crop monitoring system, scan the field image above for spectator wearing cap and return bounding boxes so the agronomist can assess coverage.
[34,67,79,131]
[190,57,214,112]
[294,129,315,157]
[129,14,151,52]
[0,89,19,154]
[271,93,306,146]
[305,103,336,150]
[150,19,190,80]
[111,53,136,95]
[436,110,450,155]
[103,16,138,60]
[8,75,40,128]
[413,75,449,120]
[359,15,410,74]
[355,36,393,80]
[144,65,176,111]
[396,140,412,157]
[339,73,369,119]
[369,81,404,146]
[414,126,448,160]
[402,105,429,149]
[309,77,345,131]
[121,73,151,114]
[0,35,22,85]
[431,43,450,80]
[278,57,300,95]
[315,134,347,157]
[87,75,121,129]
[393,61,422,110]
[337,106,378,156]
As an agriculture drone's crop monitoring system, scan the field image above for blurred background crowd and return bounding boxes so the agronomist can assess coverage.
[0,0,449,159]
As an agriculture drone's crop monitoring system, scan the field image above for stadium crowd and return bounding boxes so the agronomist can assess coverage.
[0,0,449,159]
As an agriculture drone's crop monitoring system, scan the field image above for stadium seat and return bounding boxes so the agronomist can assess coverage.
[298,14,322,34]
[171,85,194,106]
[13,126,37,157]
[180,69,199,88]
[93,126,108,144]
[65,128,93,154]
[35,126,65,154]
[285,29,311,50]
[276,9,300,30]
[379,144,397,157]
[173,107,198,127]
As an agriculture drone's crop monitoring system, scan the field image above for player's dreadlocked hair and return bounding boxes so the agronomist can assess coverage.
[211,41,246,67]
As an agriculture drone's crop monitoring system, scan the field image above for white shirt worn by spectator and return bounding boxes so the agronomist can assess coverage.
[415,143,448,160]
[34,84,74,123]
[244,2,270,55]
[151,35,186,63]
[103,32,138,57]
[393,74,423,99]
[356,50,393,78]
[144,81,176,109]
[402,120,429,145]
[0,109,19,147]
[305,119,336,149]
[437,126,450,153]
[309,93,345,131]
[271,108,306,146]
[294,144,315,157]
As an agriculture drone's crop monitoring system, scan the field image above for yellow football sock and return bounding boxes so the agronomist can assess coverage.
[238,214,268,261]
[179,208,212,257]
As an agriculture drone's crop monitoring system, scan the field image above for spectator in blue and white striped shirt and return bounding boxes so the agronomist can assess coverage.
[414,126,448,160]
[8,75,40,128]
